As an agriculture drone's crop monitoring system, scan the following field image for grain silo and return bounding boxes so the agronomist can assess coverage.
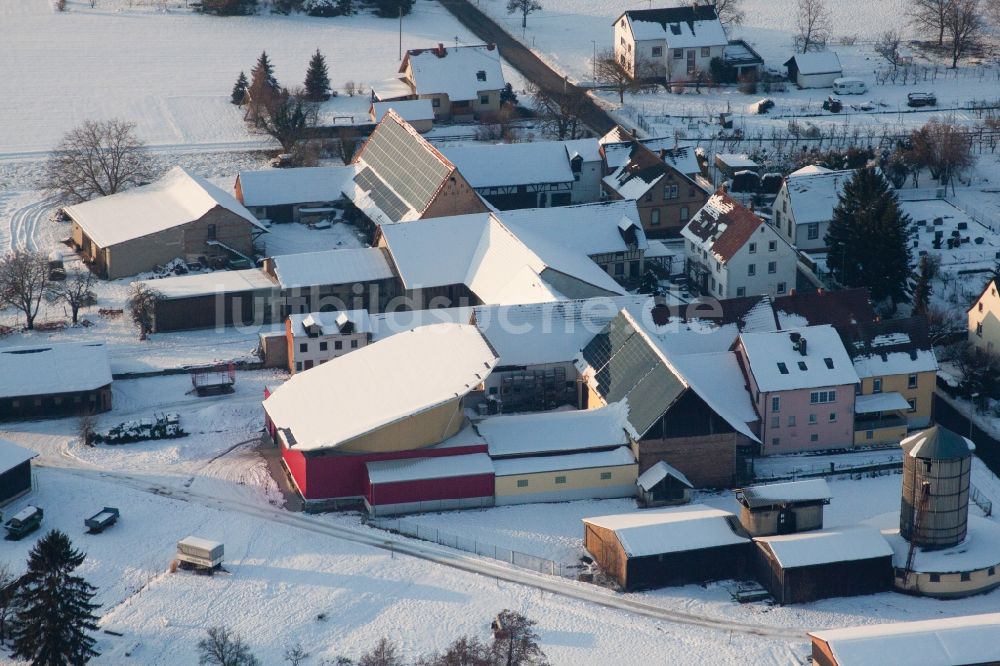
[899,425,974,549]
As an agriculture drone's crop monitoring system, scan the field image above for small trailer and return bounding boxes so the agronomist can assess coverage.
[191,363,236,397]
[4,506,43,540]
[85,507,120,534]
[176,536,224,573]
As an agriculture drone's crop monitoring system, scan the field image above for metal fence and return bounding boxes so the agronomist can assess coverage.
[368,516,569,578]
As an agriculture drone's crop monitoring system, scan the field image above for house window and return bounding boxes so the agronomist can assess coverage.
[715,260,721,272]
[873,378,883,393]
[736,287,746,297]
[908,399,917,412]
[679,206,689,222]
[777,282,787,294]
[517,479,529,488]
[990,567,996,576]
[771,396,780,412]
[351,339,358,349]
[747,263,756,276]
[809,414,817,424]
[207,224,217,241]
[710,277,716,290]
[480,94,490,105]
[810,433,819,442]
[555,476,567,484]
[866,430,874,440]
[908,373,918,389]
[476,70,487,81]
[829,412,837,423]
[788,415,796,426]
[432,98,441,108]
[299,342,308,353]
[977,322,984,337]
[701,46,710,57]
[615,262,625,276]
[980,302,984,312]
[810,391,836,404]
[651,209,661,226]
[771,416,780,428]
[961,572,972,582]
[295,362,302,371]
[319,341,328,352]
[674,48,684,59]
[807,223,819,240]
[600,471,613,480]
[771,437,780,447]
[930,573,940,582]
[334,340,343,350]
[652,46,663,57]
[645,190,653,202]
[768,261,777,274]
[777,362,788,374]
[769,240,777,251]
[749,242,757,254]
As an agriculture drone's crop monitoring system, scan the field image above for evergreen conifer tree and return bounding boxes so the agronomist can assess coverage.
[304,50,331,102]
[912,255,932,316]
[251,51,280,94]
[230,71,249,105]
[11,530,100,665]
[825,167,912,308]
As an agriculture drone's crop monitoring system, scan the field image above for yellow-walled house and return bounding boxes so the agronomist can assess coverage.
[969,277,1000,355]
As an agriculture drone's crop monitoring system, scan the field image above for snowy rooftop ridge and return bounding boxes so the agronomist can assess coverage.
[0,342,112,400]
[739,325,859,392]
[620,6,728,48]
[0,438,37,473]
[755,526,892,568]
[401,43,505,101]
[477,402,631,458]
[784,167,854,226]
[268,247,395,289]
[583,504,746,558]
[636,460,692,491]
[263,323,498,452]
[65,166,265,248]
[235,166,355,208]
[442,142,575,188]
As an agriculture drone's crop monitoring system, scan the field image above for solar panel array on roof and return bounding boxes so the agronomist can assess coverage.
[358,117,452,215]
[354,167,410,222]
[581,314,685,437]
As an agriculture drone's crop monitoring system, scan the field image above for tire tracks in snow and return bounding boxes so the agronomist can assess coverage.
[7,195,57,251]
[39,463,805,642]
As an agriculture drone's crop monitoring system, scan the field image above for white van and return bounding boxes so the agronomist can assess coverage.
[833,78,867,95]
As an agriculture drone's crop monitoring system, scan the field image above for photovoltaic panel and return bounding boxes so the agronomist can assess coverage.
[359,118,452,214]
[354,167,410,222]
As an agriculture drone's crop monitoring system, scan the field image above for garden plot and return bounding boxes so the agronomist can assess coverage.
[901,198,1000,272]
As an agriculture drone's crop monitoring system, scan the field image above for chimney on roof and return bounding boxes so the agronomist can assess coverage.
[631,128,638,137]
[486,42,496,50]
[659,148,667,159]
[799,338,807,356]
[436,43,446,57]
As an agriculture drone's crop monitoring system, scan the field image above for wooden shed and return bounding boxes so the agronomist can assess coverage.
[0,439,37,505]
[735,478,831,536]
[583,504,750,591]
[636,461,693,507]
[0,343,113,421]
[753,526,894,604]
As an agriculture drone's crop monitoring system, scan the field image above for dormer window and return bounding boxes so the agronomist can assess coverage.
[476,70,487,81]
[824,357,834,369]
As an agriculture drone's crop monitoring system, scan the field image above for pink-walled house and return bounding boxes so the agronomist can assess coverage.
[736,325,859,455]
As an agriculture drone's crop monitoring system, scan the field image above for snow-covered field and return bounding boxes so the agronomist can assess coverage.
[0,0,503,158]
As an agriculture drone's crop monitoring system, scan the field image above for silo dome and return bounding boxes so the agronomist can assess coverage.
[899,425,974,549]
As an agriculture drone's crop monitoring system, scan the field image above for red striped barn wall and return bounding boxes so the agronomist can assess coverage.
[365,473,495,507]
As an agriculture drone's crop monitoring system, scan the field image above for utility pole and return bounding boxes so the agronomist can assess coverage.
[591,40,597,88]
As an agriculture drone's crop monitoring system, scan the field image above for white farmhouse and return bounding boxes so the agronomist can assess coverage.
[773,166,853,251]
[681,190,797,299]
[613,5,728,82]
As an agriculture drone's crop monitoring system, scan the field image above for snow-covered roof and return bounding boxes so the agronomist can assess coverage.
[681,190,765,264]
[809,613,1000,666]
[620,6,728,48]
[715,154,758,169]
[179,536,223,552]
[366,452,494,485]
[853,348,938,378]
[263,324,498,452]
[0,439,37,473]
[789,164,832,177]
[755,526,892,568]
[500,201,648,258]
[667,351,760,436]
[783,168,854,226]
[370,307,476,342]
[268,247,395,288]
[478,402,631,458]
[371,99,435,124]
[379,212,624,304]
[562,138,602,164]
[868,512,1000,574]
[644,239,680,260]
[0,342,112,399]
[474,296,651,367]
[442,142,575,188]
[738,478,831,509]
[143,268,276,300]
[738,325,858,392]
[902,425,974,460]
[603,140,701,175]
[855,392,911,414]
[637,460,692,491]
[583,504,746,558]
[786,51,842,76]
[65,166,265,248]
[492,446,635,477]
[288,309,373,336]
[603,142,705,201]
[235,166,354,208]
[401,44,505,100]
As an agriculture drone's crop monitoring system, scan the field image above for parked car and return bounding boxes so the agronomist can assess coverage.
[4,506,43,540]
[833,77,867,95]
[907,92,937,107]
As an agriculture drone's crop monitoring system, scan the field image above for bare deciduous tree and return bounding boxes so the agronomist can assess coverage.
[126,282,162,340]
[909,118,975,192]
[0,251,51,330]
[490,610,548,666]
[197,626,260,666]
[910,0,950,46]
[594,49,642,104]
[77,411,96,446]
[259,93,319,153]
[506,0,541,29]
[42,119,154,204]
[794,0,832,52]
[283,643,308,666]
[707,0,745,26]
[358,638,403,666]
[874,30,904,70]
[48,270,97,324]
[944,0,983,68]
[529,84,588,140]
